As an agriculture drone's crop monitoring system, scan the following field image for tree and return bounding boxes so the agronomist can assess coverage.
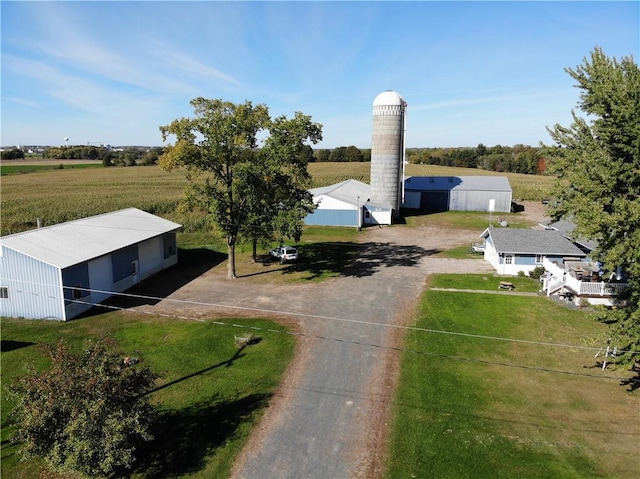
[344,145,364,162]
[546,47,640,362]
[10,338,157,477]
[329,146,347,162]
[160,98,321,279]
[1,148,25,160]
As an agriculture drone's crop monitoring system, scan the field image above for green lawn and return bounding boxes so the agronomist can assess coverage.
[0,163,102,175]
[0,313,294,479]
[430,273,542,292]
[385,277,639,479]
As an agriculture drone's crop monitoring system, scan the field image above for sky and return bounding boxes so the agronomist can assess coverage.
[1,1,638,149]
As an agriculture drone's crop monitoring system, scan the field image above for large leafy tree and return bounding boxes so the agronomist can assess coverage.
[10,338,157,477]
[546,47,640,362]
[160,98,321,279]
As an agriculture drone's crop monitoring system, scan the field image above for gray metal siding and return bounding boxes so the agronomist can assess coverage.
[0,247,65,320]
[450,190,512,212]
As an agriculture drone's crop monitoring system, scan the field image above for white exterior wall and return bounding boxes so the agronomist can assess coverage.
[138,236,163,280]
[482,240,536,276]
[0,246,65,320]
[314,195,355,210]
[88,254,113,304]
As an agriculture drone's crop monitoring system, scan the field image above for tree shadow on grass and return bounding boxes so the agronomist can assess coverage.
[0,340,35,352]
[620,362,640,392]
[135,393,271,478]
[291,242,439,280]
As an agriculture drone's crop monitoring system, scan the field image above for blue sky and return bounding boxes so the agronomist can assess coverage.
[2,1,638,149]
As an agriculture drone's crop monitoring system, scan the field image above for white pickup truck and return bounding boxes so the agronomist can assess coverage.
[269,246,299,263]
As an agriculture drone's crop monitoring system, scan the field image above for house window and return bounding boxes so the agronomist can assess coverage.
[504,255,513,265]
[535,254,544,264]
[168,244,176,256]
[0,287,8,299]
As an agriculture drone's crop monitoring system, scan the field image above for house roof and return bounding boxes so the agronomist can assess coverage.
[481,228,587,257]
[310,179,389,209]
[0,208,182,269]
[404,176,512,192]
[540,219,598,252]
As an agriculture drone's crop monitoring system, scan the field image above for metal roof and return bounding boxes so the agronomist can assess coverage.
[0,208,182,269]
[404,176,512,192]
[310,179,378,207]
[481,228,587,256]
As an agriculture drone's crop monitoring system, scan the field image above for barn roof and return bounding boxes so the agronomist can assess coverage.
[481,228,586,256]
[0,208,181,269]
[310,179,374,206]
[404,176,512,192]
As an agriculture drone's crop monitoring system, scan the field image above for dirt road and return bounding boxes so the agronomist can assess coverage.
[147,203,546,479]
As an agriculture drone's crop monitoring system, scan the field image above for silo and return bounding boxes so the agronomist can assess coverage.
[370,90,406,217]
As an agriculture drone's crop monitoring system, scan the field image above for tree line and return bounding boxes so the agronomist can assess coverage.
[311,144,546,175]
[40,145,164,166]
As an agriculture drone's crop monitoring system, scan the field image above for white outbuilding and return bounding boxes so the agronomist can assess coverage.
[305,179,392,227]
[0,208,181,321]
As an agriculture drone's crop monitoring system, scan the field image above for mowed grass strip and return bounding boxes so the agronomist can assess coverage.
[386,277,639,479]
[430,273,542,292]
[0,313,295,479]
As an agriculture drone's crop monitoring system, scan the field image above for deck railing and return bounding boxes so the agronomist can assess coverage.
[541,258,627,297]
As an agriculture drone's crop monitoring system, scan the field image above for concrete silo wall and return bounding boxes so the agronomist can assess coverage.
[371,101,405,215]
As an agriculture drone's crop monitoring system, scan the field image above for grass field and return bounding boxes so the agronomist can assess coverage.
[0,162,555,235]
[0,313,295,479]
[385,275,639,479]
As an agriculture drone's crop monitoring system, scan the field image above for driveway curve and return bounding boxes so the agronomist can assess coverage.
[148,224,498,479]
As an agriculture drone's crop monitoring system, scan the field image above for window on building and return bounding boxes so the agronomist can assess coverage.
[0,287,8,299]
[73,284,83,300]
[168,244,176,256]
[535,254,544,264]
[504,255,513,265]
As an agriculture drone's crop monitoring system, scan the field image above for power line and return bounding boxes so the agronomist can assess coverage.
[6,278,639,355]
[56,296,627,381]
[4,282,635,378]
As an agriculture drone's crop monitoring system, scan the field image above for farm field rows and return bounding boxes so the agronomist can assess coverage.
[0,162,555,235]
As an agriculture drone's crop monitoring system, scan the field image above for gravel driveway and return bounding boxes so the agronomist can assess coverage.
[147,203,545,479]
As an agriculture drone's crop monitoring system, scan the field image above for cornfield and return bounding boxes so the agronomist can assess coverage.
[0,163,556,235]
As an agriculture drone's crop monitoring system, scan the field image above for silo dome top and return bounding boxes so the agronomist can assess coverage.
[373,90,404,107]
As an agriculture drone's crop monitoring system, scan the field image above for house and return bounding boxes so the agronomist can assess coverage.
[538,220,628,305]
[0,208,181,321]
[480,228,587,276]
[402,176,512,213]
[305,179,392,227]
